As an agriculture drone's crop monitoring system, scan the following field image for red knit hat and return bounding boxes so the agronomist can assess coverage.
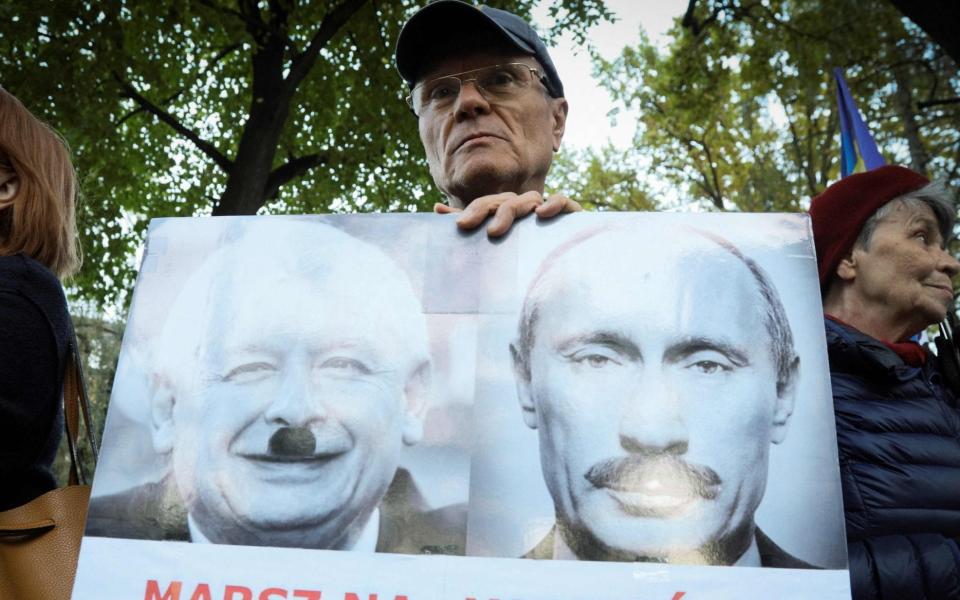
[809,165,929,289]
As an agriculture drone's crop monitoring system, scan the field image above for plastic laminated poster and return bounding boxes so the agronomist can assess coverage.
[73,212,852,600]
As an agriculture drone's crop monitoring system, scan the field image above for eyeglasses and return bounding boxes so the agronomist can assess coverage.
[407,63,548,117]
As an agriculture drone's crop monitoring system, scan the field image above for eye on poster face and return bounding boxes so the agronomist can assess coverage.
[73,213,852,600]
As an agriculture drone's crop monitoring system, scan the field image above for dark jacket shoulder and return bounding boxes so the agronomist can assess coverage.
[0,253,70,511]
[755,529,816,569]
[85,477,189,541]
[377,467,466,555]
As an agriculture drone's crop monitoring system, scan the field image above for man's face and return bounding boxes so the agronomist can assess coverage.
[515,232,794,564]
[155,272,424,548]
[416,46,567,208]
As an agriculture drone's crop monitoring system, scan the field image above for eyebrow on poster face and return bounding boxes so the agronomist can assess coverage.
[218,338,383,357]
[662,337,751,367]
[552,332,750,367]
[209,340,391,376]
[554,331,642,361]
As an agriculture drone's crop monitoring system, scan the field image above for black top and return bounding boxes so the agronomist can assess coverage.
[0,253,69,511]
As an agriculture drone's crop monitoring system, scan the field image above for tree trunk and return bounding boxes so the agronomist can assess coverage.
[211,0,369,216]
[213,84,293,215]
[892,63,930,174]
[212,7,292,216]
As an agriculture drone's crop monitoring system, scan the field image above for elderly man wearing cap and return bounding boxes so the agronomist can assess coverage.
[395,1,580,236]
[809,165,960,600]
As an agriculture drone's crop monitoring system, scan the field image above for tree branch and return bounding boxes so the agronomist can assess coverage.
[917,59,942,104]
[286,0,369,89]
[818,109,838,189]
[681,0,725,37]
[700,136,725,210]
[196,0,265,35]
[753,3,840,45]
[683,0,844,47]
[265,0,298,49]
[264,152,330,198]
[919,97,960,109]
[117,42,243,126]
[681,0,699,31]
[114,73,233,172]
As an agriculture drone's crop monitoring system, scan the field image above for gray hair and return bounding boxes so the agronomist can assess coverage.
[515,225,799,397]
[855,180,956,250]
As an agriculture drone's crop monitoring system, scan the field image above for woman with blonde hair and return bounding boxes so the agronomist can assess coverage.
[0,87,81,511]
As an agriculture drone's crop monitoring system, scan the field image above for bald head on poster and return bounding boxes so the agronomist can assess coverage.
[86,221,465,555]
[510,224,814,568]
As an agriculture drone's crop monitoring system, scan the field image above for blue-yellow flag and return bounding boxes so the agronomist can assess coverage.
[834,68,885,177]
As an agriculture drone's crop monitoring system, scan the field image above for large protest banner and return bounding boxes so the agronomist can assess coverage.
[73,213,852,599]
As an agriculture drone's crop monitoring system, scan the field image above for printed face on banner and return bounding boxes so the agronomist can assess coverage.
[147,222,431,549]
[512,226,798,565]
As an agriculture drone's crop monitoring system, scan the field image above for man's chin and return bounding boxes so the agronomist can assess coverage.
[445,163,522,201]
[205,507,353,549]
[241,511,336,533]
[565,522,716,562]
[560,511,754,566]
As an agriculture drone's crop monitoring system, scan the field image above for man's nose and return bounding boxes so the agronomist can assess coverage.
[262,372,327,428]
[453,80,491,120]
[618,370,689,456]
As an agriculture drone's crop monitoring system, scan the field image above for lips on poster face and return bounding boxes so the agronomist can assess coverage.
[584,455,722,520]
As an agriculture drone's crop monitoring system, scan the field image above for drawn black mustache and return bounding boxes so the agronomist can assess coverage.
[585,455,722,501]
[268,427,317,458]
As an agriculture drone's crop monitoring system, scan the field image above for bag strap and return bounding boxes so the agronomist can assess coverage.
[0,519,55,538]
[63,318,99,486]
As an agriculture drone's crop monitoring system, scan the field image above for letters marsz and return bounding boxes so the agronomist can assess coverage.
[145,580,410,600]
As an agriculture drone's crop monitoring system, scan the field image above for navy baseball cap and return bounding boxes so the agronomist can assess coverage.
[395,1,564,98]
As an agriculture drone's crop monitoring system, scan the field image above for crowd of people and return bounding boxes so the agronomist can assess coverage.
[2,1,959,598]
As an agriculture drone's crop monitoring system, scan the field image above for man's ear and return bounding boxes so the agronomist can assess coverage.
[401,361,432,446]
[0,168,19,209]
[771,356,800,445]
[551,98,568,152]
[150,376,177,455]
[510,342,538,430]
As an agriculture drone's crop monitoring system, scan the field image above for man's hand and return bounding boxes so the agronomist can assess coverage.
[434,191,582,237]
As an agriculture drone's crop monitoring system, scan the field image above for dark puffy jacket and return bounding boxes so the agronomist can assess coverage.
[826,318,960,599]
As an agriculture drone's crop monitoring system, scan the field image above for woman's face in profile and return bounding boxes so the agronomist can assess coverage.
[849,201,960,334]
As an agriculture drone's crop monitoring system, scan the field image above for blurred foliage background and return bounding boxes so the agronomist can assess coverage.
[1,0,956,479]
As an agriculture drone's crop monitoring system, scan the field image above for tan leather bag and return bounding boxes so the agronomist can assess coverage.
[0,330,98,600]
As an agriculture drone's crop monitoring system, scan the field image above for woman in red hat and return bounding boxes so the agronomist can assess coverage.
[810,165,960,600]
